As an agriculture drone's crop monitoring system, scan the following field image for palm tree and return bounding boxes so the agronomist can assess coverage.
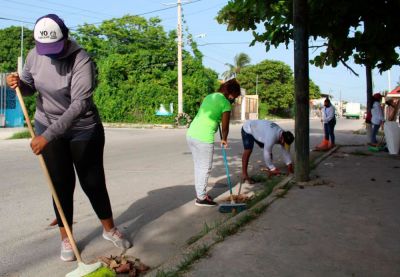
[222,52,251,80]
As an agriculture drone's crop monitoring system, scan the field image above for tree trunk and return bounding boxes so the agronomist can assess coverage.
[366,64,373,112]
[293,0,310,182]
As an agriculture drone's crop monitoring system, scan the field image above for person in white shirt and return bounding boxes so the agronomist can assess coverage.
[322,98,336,148]
[241,120,294,183]
[370,93,384,145]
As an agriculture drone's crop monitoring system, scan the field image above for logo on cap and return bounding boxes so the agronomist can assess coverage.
[34,18,63,43]
[34,14,68,55]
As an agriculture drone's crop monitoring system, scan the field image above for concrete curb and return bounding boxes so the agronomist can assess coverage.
[311,145,339,167]
[103,122,178,129]
[145,175,294,276]
[101,118,295,129]
[145,146,337,276]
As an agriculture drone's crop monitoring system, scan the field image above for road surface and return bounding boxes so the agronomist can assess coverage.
[0,118,365,276]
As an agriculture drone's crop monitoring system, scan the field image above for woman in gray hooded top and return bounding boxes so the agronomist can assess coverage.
[7,14,131,262]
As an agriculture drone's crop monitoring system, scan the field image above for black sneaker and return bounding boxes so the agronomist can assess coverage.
[195,195,217,207]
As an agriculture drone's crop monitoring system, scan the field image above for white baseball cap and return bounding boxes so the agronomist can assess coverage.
[34,14,69,55]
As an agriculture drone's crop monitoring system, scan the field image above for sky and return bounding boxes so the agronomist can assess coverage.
[0,0,399,105]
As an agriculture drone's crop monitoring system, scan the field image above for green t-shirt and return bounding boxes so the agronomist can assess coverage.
[187,92,232,143]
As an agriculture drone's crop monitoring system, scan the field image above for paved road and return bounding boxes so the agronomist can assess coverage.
[0,118,364,276]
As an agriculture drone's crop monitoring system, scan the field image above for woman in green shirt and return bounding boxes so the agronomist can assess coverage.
[187,79,241,206]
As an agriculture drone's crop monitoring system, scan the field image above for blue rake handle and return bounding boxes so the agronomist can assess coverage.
[218,125,234,198]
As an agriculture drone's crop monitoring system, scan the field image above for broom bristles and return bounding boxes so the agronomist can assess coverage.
[65,262,114,277]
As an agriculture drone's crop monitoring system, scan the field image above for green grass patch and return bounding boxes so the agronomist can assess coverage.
[353,129,366,135]
[186,176,282,246]
[177,245,209,272]
[155,270,179,277]
[186,222,214,245]
[186,176,280,246]
[349,150,371,156]
[246,177,281,209]
[251,174,267,183]
[156,245,210,277]
[214,204,270,243]
[8,130,31,139]
[309,161,317,171]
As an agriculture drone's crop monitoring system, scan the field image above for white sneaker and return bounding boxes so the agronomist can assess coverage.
[102,228,132,249]
[60,238,76,262]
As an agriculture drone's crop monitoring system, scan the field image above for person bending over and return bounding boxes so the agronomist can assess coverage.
[241,120,294,183]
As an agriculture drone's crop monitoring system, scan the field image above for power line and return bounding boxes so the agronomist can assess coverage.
[0,0,105,21]
[38,0,115,18]
[69,0,203,29]
[203,55,226,65]
[4,0,69,14]
[0,16,34,25]
[162,1,225,22]
[198,42,250,46]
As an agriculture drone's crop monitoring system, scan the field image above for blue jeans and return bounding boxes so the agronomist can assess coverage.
[371,124,381,144]
[187,136,214,200]
[241,127,264,150]
[324,119,336,144]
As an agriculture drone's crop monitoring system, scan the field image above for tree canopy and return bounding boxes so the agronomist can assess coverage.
[217,0,400,73]
[1,14,326,122]
[237,59,320,116]
[73,15,219,123]
[222,52,251,80]
[217,0,400,116]
[0,26,34,72]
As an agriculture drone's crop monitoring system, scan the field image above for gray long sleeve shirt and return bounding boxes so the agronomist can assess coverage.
[20,40,100,142]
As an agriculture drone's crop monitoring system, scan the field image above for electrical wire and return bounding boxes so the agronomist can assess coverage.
[198,42,250,46]
[0,16,34,25]
[69,0,203,29]
[37,0,115,18]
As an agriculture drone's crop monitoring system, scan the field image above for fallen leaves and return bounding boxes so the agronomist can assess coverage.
[97,255,150,276]
[222,193,252,203]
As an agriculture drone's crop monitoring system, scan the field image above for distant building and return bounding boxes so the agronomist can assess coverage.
[310,94,345,118]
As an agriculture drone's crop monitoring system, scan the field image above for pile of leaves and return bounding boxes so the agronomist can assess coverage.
[97,255,150,276]
[222,193,253,203]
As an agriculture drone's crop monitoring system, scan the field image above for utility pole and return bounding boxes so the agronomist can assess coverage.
[177,0,183,115]
[255,74,258,95]
[21,24,24,61]
[18,25,24,75]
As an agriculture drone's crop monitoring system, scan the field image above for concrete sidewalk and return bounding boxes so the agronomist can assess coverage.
[182,146,400,277]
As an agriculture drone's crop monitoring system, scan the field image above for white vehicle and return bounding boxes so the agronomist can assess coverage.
[344,102,361,119]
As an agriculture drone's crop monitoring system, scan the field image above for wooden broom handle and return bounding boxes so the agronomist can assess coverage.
[15,87,82,262]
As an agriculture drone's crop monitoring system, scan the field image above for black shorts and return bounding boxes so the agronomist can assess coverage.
[241,127,264,150]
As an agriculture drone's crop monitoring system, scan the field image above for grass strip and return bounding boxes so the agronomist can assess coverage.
[8,130,30,139]
[155,245,210,277]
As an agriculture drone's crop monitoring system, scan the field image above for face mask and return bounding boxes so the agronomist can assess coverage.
[229,98,235,104]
